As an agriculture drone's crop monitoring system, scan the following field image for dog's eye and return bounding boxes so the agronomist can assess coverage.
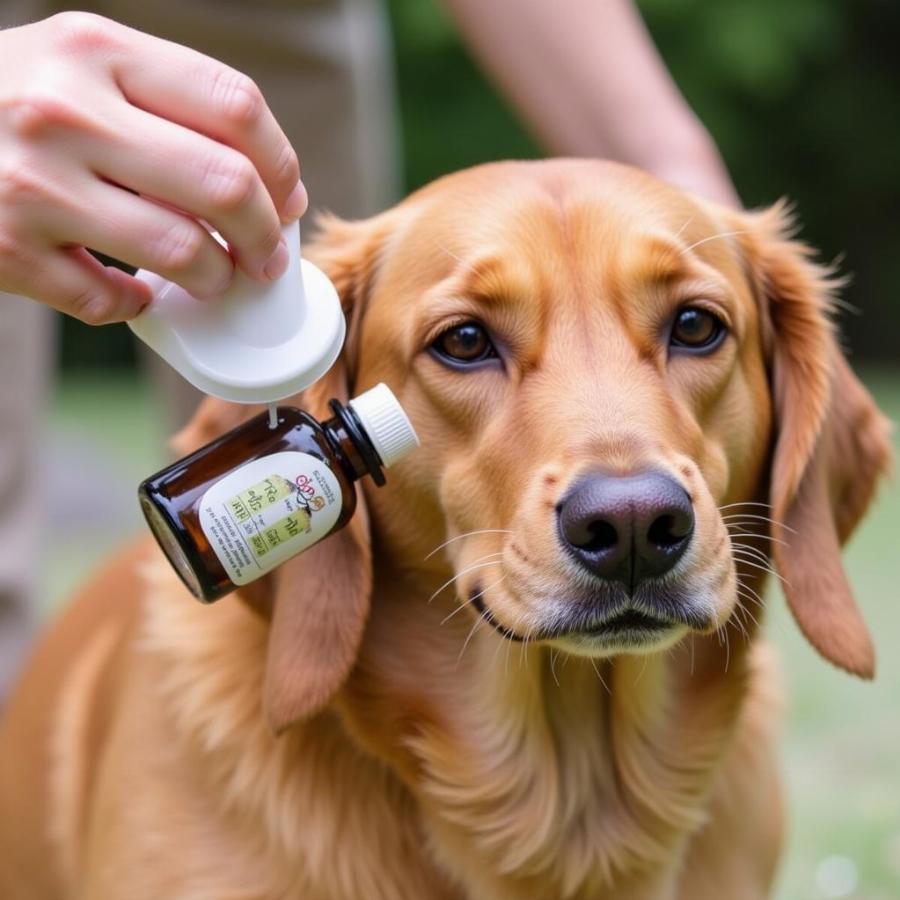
[431,322,497,365]
[670,307,726,351]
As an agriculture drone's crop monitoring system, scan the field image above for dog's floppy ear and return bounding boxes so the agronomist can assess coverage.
[174,211,396,731]
[737,201,891,677]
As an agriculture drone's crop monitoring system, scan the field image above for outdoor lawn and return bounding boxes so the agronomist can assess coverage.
[41,368,900,900]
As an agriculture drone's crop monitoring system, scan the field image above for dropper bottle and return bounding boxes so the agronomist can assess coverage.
[139,384,417,602]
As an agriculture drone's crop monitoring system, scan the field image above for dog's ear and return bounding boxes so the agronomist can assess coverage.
[261,356,371,733]
[174,211,396,731]
[737,201,891,677]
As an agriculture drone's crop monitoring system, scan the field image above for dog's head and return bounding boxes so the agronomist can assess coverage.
[179,160,891,731]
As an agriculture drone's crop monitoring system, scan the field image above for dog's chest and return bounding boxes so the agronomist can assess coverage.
[340,632,745,900]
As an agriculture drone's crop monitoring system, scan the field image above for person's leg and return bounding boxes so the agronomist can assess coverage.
[0,2,57,699]
[0,294,53,699]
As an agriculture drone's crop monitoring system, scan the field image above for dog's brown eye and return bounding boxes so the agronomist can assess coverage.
[432,322,497,365]
[670,307,726,351]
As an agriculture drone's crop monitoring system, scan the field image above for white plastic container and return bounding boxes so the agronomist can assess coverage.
[128,220,345,403]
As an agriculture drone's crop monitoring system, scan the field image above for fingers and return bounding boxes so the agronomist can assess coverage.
[88,105,289,282]
[0,12,306,323]
[51,181,241,301]
[24,245,152,325]
[108,24,306,221]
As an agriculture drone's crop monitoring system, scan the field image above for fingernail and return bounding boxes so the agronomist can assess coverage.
[282,181,308,221]
[263,239,289,281]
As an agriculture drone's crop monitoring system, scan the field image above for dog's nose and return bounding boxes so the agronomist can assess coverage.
[557,471,694,590]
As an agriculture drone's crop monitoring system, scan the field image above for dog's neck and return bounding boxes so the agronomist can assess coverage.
[340,564,755,900]
[147,558,759,900]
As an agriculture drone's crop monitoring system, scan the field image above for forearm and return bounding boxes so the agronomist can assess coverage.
[442,0,739,206]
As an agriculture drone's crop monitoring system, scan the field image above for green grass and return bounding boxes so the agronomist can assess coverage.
[43,369,900,898]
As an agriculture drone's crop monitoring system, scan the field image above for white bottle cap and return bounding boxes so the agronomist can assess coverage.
[349,384,420,468]
[128,220,345,404]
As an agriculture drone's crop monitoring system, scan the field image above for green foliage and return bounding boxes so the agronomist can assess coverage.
[387,0,539,193]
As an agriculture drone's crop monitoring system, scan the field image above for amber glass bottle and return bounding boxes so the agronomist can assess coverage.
[138,384,418,602]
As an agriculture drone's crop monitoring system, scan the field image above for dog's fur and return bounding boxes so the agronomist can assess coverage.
[0,160,891,899]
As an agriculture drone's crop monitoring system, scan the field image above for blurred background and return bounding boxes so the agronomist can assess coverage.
[39,0,900,898]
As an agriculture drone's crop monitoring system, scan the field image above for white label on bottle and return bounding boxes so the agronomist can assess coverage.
[199,451,342,585]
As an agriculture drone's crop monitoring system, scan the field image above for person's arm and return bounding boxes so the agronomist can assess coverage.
[0,12,307,324]
[441,0,739,207]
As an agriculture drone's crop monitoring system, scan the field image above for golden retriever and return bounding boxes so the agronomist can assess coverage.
[0,159,891,900]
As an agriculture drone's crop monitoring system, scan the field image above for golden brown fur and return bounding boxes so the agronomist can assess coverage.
[0,160,891,899]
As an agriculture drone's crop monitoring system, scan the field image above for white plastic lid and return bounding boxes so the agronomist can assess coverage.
[349,384,420,468]
[128,220,345,404]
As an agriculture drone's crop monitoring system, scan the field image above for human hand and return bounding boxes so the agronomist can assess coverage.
[0,12,306,324]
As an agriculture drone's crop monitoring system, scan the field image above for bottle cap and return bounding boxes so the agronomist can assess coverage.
[349,384,420,468]
[128,220,345,404]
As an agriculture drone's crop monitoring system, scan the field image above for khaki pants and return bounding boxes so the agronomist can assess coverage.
[0,298,51,698]
[0,0,400,696]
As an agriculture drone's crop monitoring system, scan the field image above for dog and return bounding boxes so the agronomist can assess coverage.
[0,159,891,900]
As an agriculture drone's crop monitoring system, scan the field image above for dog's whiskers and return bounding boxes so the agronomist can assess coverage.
[673,213,696,241]
[440,576,506,626]
[488,616,510,671]
[720,503,796,531]
[549,649,561,688]
[633,653,650,687]
[730,540,769,558]
[679,230,749,255]
[734,577,765,608]
[729,541,773,565]
[455,614,486,669]
[503,622,515,678]
[718,621,732,672]
[730,552,787,586]
[424,529,514,561]
[427,554,504,604]
[519,621,539,671]
[518,626,529,671]
[725,522,790,547]
[729,538,773,559]
[433,241,482,277]
[734,580,762,618]
[728,531,790,559]
[721,512,796,535]
[727,601,751,644]
[733,591,762,632]
[590,657,611,695]
[735,576,791,638]
[718,501,772,511]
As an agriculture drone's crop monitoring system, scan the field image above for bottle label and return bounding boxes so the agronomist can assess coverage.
[199,451,343,585]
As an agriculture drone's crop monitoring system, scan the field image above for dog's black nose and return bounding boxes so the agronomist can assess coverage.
[557,471,694,590]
